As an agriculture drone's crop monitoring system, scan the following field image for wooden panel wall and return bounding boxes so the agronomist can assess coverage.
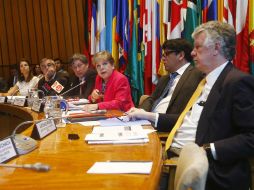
[0,0,85,80]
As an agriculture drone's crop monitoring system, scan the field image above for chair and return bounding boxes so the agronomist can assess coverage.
[164,143,209,190]
[138,94,149,106]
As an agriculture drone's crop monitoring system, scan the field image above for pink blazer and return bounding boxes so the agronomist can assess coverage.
[89,70,134,112]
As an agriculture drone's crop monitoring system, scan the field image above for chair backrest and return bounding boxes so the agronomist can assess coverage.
[174,143,209,190]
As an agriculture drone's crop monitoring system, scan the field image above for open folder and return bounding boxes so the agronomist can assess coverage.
[67,112,108,122]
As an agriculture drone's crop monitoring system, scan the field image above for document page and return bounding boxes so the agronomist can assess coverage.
[87,161,153,174]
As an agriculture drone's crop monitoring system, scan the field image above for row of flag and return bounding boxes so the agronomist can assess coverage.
[82,0,254,105]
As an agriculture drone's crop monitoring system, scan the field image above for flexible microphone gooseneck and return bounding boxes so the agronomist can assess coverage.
[59,80,86,97]
[0,162,50,172]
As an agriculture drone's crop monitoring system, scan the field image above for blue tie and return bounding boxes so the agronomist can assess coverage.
[151,72,178,111]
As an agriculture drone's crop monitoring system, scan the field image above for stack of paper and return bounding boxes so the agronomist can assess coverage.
[84,126,149,144]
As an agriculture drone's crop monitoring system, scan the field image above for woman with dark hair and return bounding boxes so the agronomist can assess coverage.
[0,59,39,96]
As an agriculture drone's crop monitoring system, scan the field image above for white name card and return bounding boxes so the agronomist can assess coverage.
[32,100,43,112]
[33,119,57,139]
[0,96,6,103]
[13,98,26,107]
[0,138,18,163]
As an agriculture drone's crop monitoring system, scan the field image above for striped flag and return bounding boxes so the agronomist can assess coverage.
[250,0,254,74]
[97,0,106,51]
[201,0,217,22]
[116,0,129,73]
[235,0,249,72]
[90,1,97,55]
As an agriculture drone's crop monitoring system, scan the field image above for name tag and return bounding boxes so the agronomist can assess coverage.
[13,98,26,107]
[31,119,57,140]
[32,99,43,112]
[0,96,6,103]
[0,138,18,163]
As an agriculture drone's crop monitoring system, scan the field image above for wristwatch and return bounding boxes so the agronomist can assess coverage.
[203,143,212,158]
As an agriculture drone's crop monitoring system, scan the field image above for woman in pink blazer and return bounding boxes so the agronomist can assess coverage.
[84,51,134,112]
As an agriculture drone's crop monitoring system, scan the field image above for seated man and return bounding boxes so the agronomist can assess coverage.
[67,53,97,98]
[128,38,203,132]
[38,58,69,96]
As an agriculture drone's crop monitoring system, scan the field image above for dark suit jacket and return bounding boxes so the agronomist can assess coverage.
[38,72,69,96]
[67,68,97,99]
[195,63,254,190]
[140,64,204,132]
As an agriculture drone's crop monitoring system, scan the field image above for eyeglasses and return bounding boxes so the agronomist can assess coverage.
[41,63,55,68]
[72,63,85,70]
[96,62,109,70]
[162,50,177,57]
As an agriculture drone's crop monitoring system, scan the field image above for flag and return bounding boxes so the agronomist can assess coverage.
[90,0,97,55]
[234,0,249,73]
[250,0,254,74]
[83,0,92,63]
[126,0,143,105]
[116,0,129,73]
[111,0,119,68]
[169,0,184,39]
[183,0,201,43]
[142,0,154,95]
[151,1,160,85]
[158,0,168,76]
[97,0,106,51]
[202,0,217,22]
[105,0,113,52]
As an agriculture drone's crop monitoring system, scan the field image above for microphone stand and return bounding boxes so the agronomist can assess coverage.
[0,162,50,172]
[59,80,85,97]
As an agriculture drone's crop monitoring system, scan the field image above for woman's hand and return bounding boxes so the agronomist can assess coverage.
[91,89,104,103]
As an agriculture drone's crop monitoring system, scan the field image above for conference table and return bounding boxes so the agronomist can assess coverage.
[0,104,162,190]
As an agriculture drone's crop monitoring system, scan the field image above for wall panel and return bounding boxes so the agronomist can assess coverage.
[0,0,85,81]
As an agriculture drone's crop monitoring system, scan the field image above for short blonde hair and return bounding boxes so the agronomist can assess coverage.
[92,51,114,67]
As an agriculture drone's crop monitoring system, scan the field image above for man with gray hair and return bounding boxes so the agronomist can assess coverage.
[158,21,254,190]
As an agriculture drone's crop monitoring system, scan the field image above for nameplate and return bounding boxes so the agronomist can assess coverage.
[0,96,6,103]
[32,99,43,112]
[31,119,57,140]
[0,137,18,163]
[13,97,26,107]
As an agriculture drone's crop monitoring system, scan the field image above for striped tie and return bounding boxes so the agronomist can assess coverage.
[151,72,178,111]
[165,78,206,151]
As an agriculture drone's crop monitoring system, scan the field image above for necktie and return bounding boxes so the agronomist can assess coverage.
[165,78,206,152]
[151,72,178,111]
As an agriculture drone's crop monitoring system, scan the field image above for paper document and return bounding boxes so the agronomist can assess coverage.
[85,125,150,144]
[87,161,153,174]
[87,139,149,144]
[99,118,151,127]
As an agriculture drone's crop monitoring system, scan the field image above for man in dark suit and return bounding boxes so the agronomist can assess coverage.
[162,21,254,190]
[38,58,69,96]
[127,38,203,132]
[67,53,96,99]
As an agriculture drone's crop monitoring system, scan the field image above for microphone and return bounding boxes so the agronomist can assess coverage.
[59,80,86,97]
[0,162,50,172]
[11,116,66,155]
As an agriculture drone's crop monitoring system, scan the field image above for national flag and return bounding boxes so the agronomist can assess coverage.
[142,0,153,95]
[234,0,249,73]
[111,0,118,68]
[158,0,168,76]
[83,0,92,63]
[169,0,184,39]
[250,0,254,74]
[90,0,97,55]
[183,0,201,43]
[97,0,106,51]
[116,0,129,73]
[201,0,217,22]
[126,0,143,105]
